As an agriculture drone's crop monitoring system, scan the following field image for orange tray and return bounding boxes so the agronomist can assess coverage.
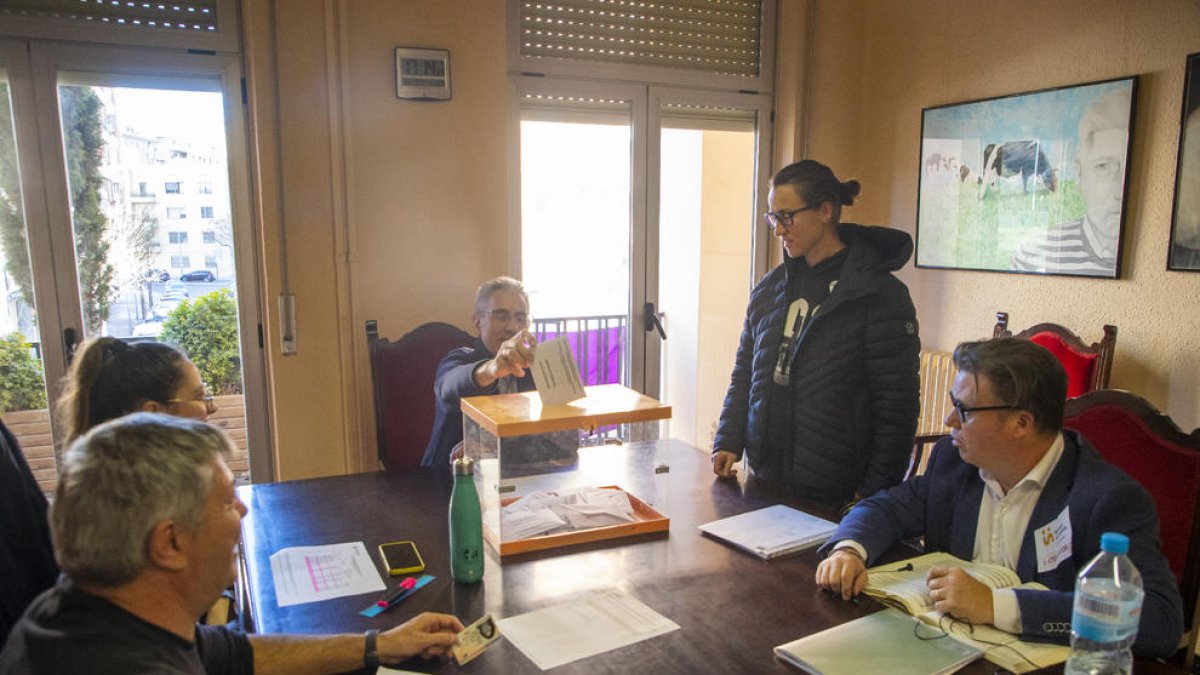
[484,485,669,556]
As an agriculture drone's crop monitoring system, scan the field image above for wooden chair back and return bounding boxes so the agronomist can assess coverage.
[366,320,474,471]
[993,311,1117,398]
[1064,389,1200,666]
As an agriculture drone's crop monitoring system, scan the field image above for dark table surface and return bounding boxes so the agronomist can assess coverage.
[237,440,1182,675]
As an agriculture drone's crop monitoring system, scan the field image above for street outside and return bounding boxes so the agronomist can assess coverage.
[107,278,235,339]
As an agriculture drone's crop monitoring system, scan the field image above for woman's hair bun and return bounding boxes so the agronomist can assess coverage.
[840,180,861,206]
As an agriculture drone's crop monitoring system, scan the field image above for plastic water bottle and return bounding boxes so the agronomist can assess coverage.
[448,456,484,583]
[1064,532,1144,675]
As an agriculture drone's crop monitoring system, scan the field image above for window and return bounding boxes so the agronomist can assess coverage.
[203,231,217,244]
[168,231,188,244]
[165,181,181,194]
[167,207,186,219]
[200,206,214,219]
[170,255,190,268]
[198,181,213,194]
[205,255,218,269]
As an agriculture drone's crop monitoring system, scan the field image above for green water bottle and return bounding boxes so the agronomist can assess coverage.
[449,456,484,583]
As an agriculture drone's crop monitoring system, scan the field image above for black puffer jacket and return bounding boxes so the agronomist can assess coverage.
[714,223,920,504]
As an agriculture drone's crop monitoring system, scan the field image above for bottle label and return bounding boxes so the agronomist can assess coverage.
[1071,593,1142,642]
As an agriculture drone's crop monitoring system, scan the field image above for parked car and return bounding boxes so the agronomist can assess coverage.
[150,300,181,320]
[180,270,216,282]
[160,291,189,302]
[144,268,170,282]
[131,321,164,338]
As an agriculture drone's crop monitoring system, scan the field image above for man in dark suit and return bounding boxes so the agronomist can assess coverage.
[0,418,58,646]
[814,338,1183,658]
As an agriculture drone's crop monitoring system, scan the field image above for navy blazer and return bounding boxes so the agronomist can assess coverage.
[821,431,1184,658]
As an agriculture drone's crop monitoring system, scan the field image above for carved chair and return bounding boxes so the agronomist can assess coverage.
[366,320,474,471]
[1064,390,1200,669]
[993,311,1117,398]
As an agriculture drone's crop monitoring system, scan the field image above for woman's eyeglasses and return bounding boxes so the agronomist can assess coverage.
[763,203,819,229]
[167,385,217,415]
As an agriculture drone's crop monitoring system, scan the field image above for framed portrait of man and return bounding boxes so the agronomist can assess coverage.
[1169,52,1200,272]
[915,77,1138,279]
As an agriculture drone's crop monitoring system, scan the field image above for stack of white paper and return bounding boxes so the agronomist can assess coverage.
[699,504,838,559]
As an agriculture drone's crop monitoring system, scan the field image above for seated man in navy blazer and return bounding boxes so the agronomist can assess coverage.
[815,338,1183,658]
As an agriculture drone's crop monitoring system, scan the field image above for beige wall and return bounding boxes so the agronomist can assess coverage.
[794,0,1200,430]
[243,0,509,479]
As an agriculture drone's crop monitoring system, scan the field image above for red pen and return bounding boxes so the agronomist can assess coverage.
[376,577,417,607]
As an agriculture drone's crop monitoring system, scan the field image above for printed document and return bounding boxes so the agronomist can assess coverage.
[496,588,679,669]
[699,504,838,559]
[270,541,386,607]
[531,336,586,405]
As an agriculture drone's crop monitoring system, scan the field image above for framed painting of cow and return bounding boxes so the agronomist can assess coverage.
[1169,51,1200,272]
[915,76,1138,278]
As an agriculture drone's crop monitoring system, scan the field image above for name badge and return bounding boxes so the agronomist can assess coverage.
[1034,506,1073,573]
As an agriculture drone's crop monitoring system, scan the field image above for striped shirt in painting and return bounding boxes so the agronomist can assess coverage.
[1010,219,1115,277]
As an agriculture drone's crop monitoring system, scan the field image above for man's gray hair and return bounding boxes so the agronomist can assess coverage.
[1078,87,1131,159]
[51,412,233,588]
[473,276,528,316]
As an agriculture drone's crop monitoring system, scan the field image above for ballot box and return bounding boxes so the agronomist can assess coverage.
[460,384,672,556]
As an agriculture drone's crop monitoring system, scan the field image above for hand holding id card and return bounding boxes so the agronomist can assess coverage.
[452,614,501,665]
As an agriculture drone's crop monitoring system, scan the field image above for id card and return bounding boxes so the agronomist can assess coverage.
[452,614,501,665]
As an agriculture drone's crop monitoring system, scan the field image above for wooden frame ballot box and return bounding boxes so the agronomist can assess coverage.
[460,384,672,556]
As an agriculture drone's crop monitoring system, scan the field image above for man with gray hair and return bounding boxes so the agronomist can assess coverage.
[814,339,1183,658]
[0,413,463,674]
[1011,86,1132,276]
[423,276,538,467]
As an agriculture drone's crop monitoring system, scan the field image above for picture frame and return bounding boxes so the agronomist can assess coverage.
[915,76,1138,279]
[1169,51,1200,272]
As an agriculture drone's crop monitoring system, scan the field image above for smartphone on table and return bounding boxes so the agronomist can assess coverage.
[378,540,425,576]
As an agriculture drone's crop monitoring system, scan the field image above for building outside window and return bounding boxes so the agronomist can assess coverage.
[165,181,181,194]
[198,181,213,194]
[205,255,218,269]
[167,206,187,219]
[168,231,188,244]
[203,231,217,243]
[201,206,214,218]
[170,255,190,268]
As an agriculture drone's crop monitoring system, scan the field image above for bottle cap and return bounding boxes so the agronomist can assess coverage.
[1100,532,1129,555]
[452,456,475,476]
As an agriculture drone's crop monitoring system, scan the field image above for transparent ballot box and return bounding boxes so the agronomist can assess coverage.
[460,384,672,556]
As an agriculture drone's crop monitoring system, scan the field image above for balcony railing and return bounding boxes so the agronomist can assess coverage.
[531,314,626,386]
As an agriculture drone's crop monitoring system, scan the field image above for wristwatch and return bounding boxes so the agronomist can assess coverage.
[363,629,380,669]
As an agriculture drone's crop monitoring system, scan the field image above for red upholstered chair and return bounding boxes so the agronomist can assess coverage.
[1064,390,1200,668]
[993,312,1117,398]
[366,320,474,472]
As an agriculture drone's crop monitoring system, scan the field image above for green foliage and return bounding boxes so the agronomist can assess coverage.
[160,289,242,394]
[60,86,114,334]
[0,83,34,309]
[0,332,48,413]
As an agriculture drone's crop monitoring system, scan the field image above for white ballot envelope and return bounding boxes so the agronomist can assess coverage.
[531,336,586,405]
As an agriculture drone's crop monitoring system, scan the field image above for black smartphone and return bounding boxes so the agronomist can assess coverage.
[378,541,425,575]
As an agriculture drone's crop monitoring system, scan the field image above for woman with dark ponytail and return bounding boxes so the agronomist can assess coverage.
[58,337,216,444]
[712,159,920,507]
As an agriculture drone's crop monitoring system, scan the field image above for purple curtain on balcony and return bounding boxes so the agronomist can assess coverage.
[534,322,624,386]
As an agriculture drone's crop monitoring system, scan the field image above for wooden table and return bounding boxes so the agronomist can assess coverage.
[237,440,1181,674]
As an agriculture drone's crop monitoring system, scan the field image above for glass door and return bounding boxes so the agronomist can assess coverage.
[651,89,771,448]
[1,40,268,488]
[516,79,771,441]
[518,81,647,390]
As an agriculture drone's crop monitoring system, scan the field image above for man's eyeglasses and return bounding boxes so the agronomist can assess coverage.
[764,203,820,229]
[949,395,1018,422]
[482,309,529,326]
[167,385,217,415]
